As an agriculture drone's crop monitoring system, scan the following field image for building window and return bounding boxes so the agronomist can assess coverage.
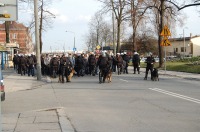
[181,47,184,52]
[13,33,17,39]
[181,47,186,52]
[175,48,178,52]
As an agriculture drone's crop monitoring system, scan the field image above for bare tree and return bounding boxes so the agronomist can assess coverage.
[126,0,147,52]
[97,0,129,53]
[87,11,112,51]
[138,0,200,67]
[19,0,56,53]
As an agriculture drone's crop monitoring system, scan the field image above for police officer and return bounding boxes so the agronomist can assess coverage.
[88,52,96,76]
[116,53,123,75]
[122,52,130,74]
[60,53,73,82]
[50,55,59,78]
[97,51,110,83]
[75,53,84,77]
[27,54,35,76]
[132,51,140,74]
[144,52,155,80]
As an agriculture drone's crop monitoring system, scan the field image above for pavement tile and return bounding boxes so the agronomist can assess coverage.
[15,123,61,132]
[20,111,57,118]
[2,124,15,132]
[35,115,59,123]
[2,114,19,124]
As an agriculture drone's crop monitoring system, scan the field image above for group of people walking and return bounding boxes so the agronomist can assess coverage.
[13,54,37,76]
[40,51,133,83]
[13,50,155,83]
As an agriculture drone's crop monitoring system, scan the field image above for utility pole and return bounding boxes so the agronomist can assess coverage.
[34,0,42,80]
[112,10,116,55]
[183,29,185,58]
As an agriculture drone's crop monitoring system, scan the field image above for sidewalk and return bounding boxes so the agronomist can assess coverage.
[1,68,74,132]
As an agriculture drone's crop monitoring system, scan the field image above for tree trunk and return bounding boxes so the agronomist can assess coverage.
[39,0,44,53]
[158,0,164,67]
[5,21,10,43]
[116,21,121,53]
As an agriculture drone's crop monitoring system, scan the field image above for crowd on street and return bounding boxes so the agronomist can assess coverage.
[12,51,156,83]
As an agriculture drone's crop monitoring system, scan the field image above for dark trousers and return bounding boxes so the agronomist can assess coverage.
[145,66,153,79]
[28,65,35,76]
[133,63,140,74]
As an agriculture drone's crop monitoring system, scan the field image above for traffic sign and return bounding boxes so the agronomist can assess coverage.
[73,48,76,51]
[161,38,171,46]
[0,0,18,21]
[0,14,10,18]
[160,25,171,36]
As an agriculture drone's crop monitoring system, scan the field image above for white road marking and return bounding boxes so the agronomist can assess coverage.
[119,79,129,82]
[149,88,200,104]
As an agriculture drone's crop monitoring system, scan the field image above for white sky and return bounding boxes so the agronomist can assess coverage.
[17,0,200,52]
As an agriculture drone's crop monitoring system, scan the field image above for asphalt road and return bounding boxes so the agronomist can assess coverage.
[2,71,200,132]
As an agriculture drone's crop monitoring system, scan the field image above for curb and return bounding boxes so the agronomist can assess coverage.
[57,108,75,132]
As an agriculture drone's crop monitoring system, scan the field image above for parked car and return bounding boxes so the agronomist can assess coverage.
[0,68,5,101]
[140,57,147,62]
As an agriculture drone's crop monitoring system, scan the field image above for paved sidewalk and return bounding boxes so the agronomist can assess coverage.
[1,69,74,132]
[2,108,74,132]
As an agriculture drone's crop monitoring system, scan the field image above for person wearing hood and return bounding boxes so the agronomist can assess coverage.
[132,51,140,74]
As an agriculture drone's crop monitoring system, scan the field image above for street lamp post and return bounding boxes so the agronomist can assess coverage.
[66,31,76,52]
[183,29,185,58]
[183,27,188,58]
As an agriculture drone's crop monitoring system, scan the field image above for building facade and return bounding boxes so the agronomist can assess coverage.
[166,35,200,57]
[0,21,34,54]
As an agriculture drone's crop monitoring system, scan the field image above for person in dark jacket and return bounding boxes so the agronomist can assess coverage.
[27,54,35,76]
[132,51,140,74]
[88,52,96,76]
[97,51,110,83]
[116,53,123,75]
[75,54,84,77]
[59,53,73,82]
[19,55,27,76]
[122,52,130,74]
[13,54,18,71]
[144,52,155,80]
[50,55,59,78]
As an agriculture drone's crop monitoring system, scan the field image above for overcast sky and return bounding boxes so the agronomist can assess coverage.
[17,0,200,52]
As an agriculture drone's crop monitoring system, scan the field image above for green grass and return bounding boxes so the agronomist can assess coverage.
[138,62,200,74]
[129,57,200,74]
[164,62,200,73]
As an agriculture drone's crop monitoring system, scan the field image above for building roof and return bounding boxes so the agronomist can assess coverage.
[169,35,200,42]
[0,21,27,31]
[169,37,191,42]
